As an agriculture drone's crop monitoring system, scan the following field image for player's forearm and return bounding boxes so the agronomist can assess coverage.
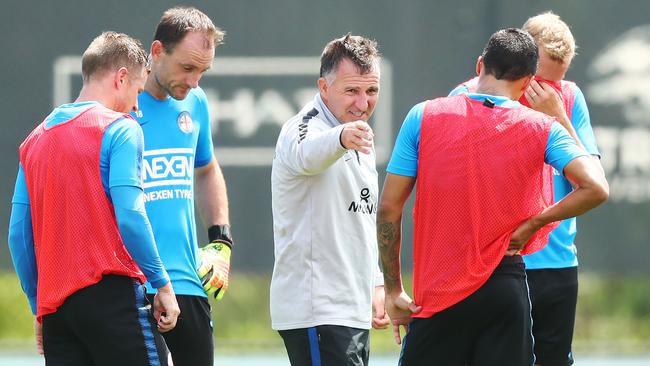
[195,160,230,226]
[377,174,416,295]
[111,186,169,288]
[377,210,404,295]
[531,159,608,229]
[7,203,38,315]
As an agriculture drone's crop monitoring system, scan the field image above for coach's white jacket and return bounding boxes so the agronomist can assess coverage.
[270,94,383,330]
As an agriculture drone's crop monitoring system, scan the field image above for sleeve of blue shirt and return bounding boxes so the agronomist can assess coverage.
[111,186,169,288]
[448,84,470,97]
[7,165,37,314]
[105,118,145,189]
[545,122,589,174]
[570,86,600,157]
[193,88,215,168]
[106,118,169,288]
[386,102,425,177]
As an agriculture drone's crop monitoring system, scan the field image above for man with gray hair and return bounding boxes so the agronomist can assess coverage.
[270,34,389,366]
[8,31,179,365]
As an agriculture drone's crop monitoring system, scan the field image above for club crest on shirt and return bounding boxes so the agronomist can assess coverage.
[177,111,194,133]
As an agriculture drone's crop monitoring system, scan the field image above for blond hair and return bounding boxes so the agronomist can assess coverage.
[82,31,148,82]
[523,12,576,64]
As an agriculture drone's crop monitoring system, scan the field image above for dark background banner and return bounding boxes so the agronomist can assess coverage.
[1,0,648,273]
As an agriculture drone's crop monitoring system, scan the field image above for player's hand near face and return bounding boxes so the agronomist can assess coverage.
[525,80,586,150]
[340,121,374,154]
[525,80,567,121]
[153,282,180,333]
[385,291,422,345]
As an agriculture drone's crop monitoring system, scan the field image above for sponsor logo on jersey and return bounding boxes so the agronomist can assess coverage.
[348,187,377,214]
[142,148,194,202]
[177,111,194,133]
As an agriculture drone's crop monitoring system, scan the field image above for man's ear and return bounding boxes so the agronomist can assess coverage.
[475,56,482,76]
[115,67,129,89]
[150,40,164,61]
[317,77,328,101]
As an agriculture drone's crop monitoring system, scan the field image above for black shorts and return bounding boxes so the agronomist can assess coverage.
[279,325,369,366]
[399,255,534,366]
[526,266,578,366]
[42,275,169,366]
[147,294,213,366]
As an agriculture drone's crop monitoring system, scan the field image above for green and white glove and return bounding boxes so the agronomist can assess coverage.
[197,225,233,301]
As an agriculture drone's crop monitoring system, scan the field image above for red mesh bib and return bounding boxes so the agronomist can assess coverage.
[412,95,558,317]
[19,105,145,318]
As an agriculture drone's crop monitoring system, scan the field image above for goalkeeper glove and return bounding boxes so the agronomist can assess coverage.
[197,225,233,301]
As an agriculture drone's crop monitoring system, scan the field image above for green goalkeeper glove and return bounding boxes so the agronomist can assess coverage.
[197,225,233,301]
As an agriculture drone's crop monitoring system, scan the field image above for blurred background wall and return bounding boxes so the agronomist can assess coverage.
[1,0,648,275]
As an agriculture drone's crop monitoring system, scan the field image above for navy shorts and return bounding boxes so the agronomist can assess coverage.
[279,325,369,366]
[42,275,169,366]
[527,266,578,366]
[147,294,214,366]
[399,255,534,366]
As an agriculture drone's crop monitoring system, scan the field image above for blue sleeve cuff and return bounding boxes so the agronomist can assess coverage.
[28,295,37,315]
[386,166,417,177]
[195,156,214,168]
[147,272,170,289]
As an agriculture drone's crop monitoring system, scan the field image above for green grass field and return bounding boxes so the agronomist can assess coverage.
[1,272,649,354]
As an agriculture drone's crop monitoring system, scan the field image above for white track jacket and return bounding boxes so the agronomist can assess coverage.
[270,94,383,330]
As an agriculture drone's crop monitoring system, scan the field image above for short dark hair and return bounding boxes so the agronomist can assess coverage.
[320,33,380,81]
[154,6,225,53]
[81,31,148,82]
[481,28,538,80]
